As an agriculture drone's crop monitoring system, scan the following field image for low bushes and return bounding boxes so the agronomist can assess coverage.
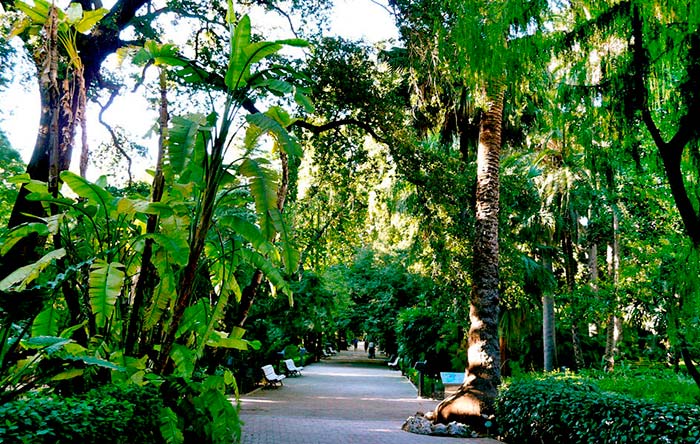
[497,377,700,444]
[0,385,164,444]
[580,366,700,405]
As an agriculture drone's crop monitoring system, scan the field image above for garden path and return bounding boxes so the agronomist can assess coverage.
[239,346,503,444]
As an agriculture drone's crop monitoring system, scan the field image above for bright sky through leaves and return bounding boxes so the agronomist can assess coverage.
[0,0,398,176]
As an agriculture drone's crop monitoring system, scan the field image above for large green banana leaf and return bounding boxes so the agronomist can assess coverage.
[0,248,66,292]
[239,158,278,240]
[88,260,125,330]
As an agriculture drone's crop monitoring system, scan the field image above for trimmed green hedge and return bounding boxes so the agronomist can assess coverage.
[0,385,164,444]
[497,378,700,444]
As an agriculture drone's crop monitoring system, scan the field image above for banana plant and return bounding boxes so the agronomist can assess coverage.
[153,10,308,374]
[0,5,306,401]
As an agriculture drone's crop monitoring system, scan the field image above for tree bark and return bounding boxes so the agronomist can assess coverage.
[587,238,599,336]
[125,69,168,356]
[542,294,555,371]
[629,2,700,387]
[431,82,503,431]
[630,5,700,245]
[603,209,621,371]
[542,256,556,372]
[561,212,584,370]
[2,0,150,279]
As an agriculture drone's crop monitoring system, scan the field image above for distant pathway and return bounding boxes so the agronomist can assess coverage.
[239,347,502,444]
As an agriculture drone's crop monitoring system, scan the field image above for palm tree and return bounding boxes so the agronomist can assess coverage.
[430,82,505,427]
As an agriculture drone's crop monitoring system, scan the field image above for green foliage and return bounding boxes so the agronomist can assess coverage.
[497,376,700,444]
[0,385,164,443]
[396,304,463,374]
[578,366,700,405]
[0,12,303,444]
[160,374,240,444]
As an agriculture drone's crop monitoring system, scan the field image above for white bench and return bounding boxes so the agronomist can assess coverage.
[261,364,286,387]
[283,359,303,376]
[387,355,400,369]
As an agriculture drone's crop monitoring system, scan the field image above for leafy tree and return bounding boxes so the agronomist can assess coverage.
[554,0,700,388]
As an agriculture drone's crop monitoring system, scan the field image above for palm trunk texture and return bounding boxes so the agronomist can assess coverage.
[431,83,504,431]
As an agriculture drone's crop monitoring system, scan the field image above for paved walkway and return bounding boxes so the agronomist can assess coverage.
[240,347,502,444]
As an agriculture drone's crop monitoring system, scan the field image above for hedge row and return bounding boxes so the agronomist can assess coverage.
[497,378,700,444]
[0,385,164,444]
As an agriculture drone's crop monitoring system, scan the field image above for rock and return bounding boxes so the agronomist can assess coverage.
[446,421,474,437]
[401,413,434,435]
[432,424,448,435]
[402,412,477,438]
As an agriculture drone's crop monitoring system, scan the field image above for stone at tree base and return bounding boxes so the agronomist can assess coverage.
[402,412,477,438]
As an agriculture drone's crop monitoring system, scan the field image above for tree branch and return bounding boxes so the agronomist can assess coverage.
[630,10,666,153]
[291,118,388,144]
[97,85,134,185]
[368,0,394,16]
[270,4,300,39]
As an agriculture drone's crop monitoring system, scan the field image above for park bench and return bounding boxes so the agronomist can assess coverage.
[283,359,303,376]
[387,355,400,369]
[261,364,286,387]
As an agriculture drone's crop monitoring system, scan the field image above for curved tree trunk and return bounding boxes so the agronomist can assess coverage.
[125,69,169,356]
[629,4,700,389]
[431,82,503,431]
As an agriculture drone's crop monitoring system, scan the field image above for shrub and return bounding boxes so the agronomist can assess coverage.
[0,385,164,444]
[579,366,700,405]
[497,377,700,444]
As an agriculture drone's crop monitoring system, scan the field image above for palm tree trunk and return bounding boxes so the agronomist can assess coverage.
[432,81,503,431]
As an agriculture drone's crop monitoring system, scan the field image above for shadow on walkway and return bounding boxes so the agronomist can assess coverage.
[240,348,503,444]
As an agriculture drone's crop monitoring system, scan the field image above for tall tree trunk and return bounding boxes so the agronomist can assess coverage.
[431,82,503,431]
[587,239,599,336]
[233,151,291,328]
[562,213,584,370]
[630,4,700,387]
[1,0,149,273]
[541,252,556,371]
[156,164,220,373]
[542,257,556,372]
[125,69,168,356]
[604,209,621,371]
[543,294,556,371]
